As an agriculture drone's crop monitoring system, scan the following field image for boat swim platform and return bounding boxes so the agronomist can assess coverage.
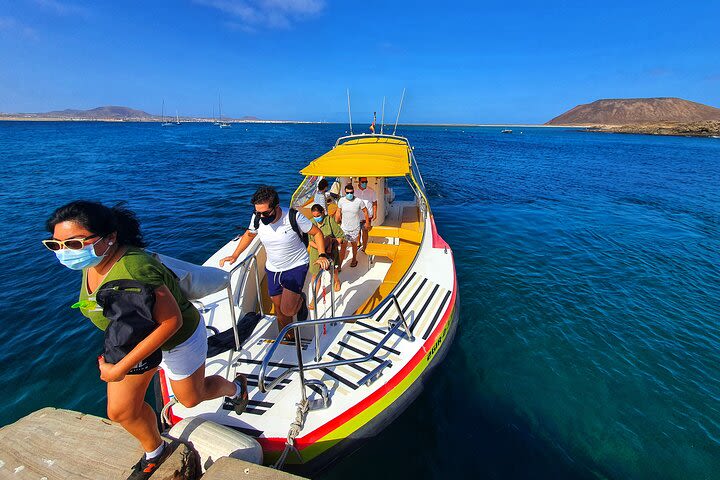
[0,407,305,480]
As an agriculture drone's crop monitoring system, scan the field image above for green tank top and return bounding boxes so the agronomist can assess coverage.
[78,247,200,351]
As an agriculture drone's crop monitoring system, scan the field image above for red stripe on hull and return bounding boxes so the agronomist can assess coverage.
[259,261,458,452]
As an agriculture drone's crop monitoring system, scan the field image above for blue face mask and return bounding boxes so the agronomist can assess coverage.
[346,193,354,200]
[313,215,324,223]
[360,182,368,188]
[54,239,107,270]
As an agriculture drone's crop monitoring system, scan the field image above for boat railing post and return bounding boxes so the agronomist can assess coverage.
[392,295,414,342]
[295,331,308,403]
[312,273,321,362]
[250,255,264,316]
[226,284,241,350]
[311,259,333,362]
[329,261,336,320]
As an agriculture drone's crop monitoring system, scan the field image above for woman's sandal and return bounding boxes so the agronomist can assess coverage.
[228,374,249,415]
[350,259,358,268]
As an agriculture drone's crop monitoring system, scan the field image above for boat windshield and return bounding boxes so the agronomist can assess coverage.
[291,175,321,209]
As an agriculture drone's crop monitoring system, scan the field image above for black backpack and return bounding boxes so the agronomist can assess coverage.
[253,207,308,247]
[96,279,162,375]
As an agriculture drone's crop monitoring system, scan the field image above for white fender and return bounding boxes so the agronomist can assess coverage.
[168,417,263,472]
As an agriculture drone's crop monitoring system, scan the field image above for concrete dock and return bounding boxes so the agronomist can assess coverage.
[0,408,305,479]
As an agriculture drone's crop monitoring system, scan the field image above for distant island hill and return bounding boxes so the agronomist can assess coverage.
[2,98,720,136]
[0,106,274,123]
[546,97,720,137]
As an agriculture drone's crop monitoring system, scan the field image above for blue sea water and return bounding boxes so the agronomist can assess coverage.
[0,122,718,479]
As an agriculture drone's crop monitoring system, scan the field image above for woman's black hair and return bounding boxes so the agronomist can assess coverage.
[311,203,325,214]
[251,185,279,207]
[46,200,147,248]
[318,178,328,191]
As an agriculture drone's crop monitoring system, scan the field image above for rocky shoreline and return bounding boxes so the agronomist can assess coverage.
[586,120,720,138]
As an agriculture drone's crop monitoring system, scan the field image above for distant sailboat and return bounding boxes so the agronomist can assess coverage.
[161,100,175,127]
[212,105,219,125]
[218,94,230,128]
[175,110,181,125]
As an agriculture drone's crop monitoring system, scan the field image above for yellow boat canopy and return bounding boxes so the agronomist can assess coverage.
[300,137,411,177]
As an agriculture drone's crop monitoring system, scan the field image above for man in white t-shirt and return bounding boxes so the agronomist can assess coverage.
[220,186,330,339]
[335,183,369,268]
[354,176,377,250]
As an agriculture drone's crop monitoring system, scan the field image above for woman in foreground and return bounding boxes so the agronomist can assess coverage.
[43,200,247,480]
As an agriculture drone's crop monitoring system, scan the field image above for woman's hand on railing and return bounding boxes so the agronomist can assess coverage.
[315,256,331,270]
[219,255,237,267]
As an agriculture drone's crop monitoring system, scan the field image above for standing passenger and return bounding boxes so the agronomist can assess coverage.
[355,176,378,250]
[219,186,330,339]
[335,183,369,268]
[308,203,344,309]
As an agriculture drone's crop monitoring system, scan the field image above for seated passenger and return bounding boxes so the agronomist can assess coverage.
[335,183,369,268]
[308,204,344,309]
[313,178,329,212]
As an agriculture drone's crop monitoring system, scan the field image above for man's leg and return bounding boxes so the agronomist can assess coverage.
[360,225,369,251]
[271,294,294,340]
[339,240,348,266]
[308,273,321,310]
[280,288,303,318]
[350,241,358,266]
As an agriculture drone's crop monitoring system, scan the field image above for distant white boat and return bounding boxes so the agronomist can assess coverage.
[501,129,512,134]
[161,100,174,127]
[218,94,231,128]
[175,110,181,125]
[161,100,178,127]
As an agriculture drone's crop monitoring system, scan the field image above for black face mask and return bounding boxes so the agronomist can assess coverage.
[260,208,277,225]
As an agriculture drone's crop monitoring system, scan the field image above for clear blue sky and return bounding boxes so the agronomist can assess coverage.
[1,0,719,123]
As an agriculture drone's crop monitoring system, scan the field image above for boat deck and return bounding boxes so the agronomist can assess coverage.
[163,200,456,459]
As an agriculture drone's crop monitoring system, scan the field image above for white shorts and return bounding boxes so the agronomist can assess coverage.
[160,318,207,381]
[343,228,360,243]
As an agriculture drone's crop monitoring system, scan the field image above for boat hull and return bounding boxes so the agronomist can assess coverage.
[282,291,460,476]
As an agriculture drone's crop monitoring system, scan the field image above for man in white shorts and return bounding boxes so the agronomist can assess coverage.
[355,176,378,250]
[220,186,330,340]
[335,183,369,268]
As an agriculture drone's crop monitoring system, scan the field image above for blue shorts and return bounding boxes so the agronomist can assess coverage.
[266,264,309,297]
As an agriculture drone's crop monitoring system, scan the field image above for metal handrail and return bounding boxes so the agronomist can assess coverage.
[334,133,410,147]
[223,243,264,350]
[258,293,414,393]
[311,261,336,362]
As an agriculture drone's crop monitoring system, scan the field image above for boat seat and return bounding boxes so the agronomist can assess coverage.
[368,226,422,244]
[355,206,423,315]
[355,242,418,314]
[364,242,398,260]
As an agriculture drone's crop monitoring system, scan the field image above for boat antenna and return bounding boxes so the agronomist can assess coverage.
[380,96,386,134]
[392,88,406,135]
[347,89,353,134]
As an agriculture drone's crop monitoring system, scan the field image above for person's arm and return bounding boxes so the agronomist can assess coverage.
[331,218,345,240]
[98,285,181,382]
[372,201,377,223]
[309,224,331,269]
[362,207,370,225]
[335,205,342,224]
[220,230,257,267]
